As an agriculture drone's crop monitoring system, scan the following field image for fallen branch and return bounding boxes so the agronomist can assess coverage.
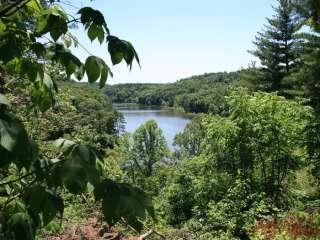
[120,218,165,239]
[139,229,165,240]
[120,218,138,233]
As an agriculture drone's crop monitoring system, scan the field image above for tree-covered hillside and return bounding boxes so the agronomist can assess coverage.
[10,79,123,153]
[105,71,242,114]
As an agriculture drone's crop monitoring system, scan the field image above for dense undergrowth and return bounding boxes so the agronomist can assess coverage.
[3,76,320,239]
[16,79,318,240]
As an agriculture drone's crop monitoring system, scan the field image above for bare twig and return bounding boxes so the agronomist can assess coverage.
[66,32,93,56]
[139,229,166,240]
[0,171,34,187]
[2,177,37,209]
[59,1,80,10]
[121,218,138,233]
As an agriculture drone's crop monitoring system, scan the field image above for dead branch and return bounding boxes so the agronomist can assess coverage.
[139,229,165,240]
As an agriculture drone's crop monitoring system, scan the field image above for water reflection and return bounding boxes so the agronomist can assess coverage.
[114,104,191,150]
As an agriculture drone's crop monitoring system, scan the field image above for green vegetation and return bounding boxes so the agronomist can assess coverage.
[105,71,242,114]
[130,120,169,178]
[247,0,301,93]
[144,89,317,239]
[1,0,320,239]
[105,1,320,239]
[0,0,151,239]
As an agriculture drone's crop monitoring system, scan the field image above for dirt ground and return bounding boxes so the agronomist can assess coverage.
[46,218,140,240]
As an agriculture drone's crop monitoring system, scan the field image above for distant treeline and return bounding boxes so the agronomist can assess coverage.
[104,71,243,114]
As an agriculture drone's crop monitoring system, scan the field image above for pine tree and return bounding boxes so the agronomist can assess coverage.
[249,0,301,92]
[291,0,320,108]
[293,0,320,187]
[293,0,320,32]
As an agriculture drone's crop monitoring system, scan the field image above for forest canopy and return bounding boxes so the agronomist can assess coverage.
[105,71,242,114]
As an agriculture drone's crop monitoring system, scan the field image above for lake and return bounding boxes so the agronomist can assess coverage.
[114,104,191,150]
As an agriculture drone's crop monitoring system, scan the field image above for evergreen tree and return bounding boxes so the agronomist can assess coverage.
[292,1,320,183]
[292,0,320,110]
[249,0,301,92]
[293,0,320,32]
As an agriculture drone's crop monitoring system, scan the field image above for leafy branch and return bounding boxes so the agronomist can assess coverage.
[0,0,32,17]
[0,1,150,239]
[0,172,34,188]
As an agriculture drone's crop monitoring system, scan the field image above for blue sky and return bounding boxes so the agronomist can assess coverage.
[63,0,277,84]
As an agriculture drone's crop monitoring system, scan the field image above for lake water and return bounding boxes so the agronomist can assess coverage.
[114,104,191,150]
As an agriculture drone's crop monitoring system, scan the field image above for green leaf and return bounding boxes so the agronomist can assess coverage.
[85,56,100,83]
[95,180,121,225]
[49,15,68,41]
[60,156,88,194]
[85,56,111,87]
[30,42,46,58]
[0,115,28,152]
[37,13,68,41]
[111,52,124,65]
[78,7,109,44]
[0,33,24,63]
[7,213,34,240]
[88,24,98,41]
[73,145,100,184]
[99,66,109,88]
[25,186,64,226]
[88,24,105,44]
[125,41,140,70]
[97,26,105,44]
[37,16,48,34]
[94,180,154,232]
[78,7,109,34]
[50,44,83,79]
[107,36,124,65]
[26,0,43,17]
[48,165,64,188]
[0,21,6,37]
[0,94,10,106]
[58,144,100,194]
[54,139,76,154]
[20,59,44,82]
[0,112,33,169]
[107,36,140,68]
[31,73,56,112]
